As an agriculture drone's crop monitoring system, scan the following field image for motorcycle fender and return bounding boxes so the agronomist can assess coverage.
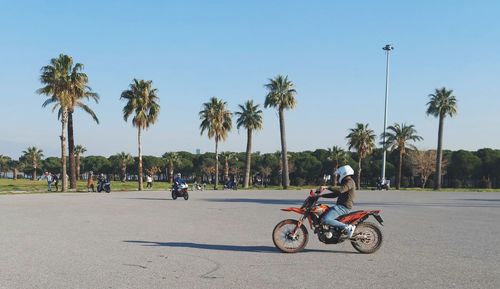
[373,214,384,226]
[281,208,306,215]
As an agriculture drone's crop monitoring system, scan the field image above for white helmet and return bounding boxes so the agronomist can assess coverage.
[335,165,354,183]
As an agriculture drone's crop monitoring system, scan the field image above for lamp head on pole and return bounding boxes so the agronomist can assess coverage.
[383,44,394,51]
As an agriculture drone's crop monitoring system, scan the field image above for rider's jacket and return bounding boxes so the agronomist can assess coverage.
[173,177,186,189]
[323,177,356,209]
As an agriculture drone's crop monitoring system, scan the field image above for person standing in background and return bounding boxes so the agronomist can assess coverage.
[146,174,153,189]
[87,171,95,192]
[52,173,59,192]
[43,172,53,191]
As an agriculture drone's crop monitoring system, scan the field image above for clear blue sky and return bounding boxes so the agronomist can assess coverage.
[1,0,499,158]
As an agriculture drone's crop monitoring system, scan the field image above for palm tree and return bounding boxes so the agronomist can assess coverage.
[346,123,376,189]
[22,147,44,180]
[116,152,133,182]
[38,54,78,192]
[121,79,161,190]
[236,100,263,188]
[220,152,230,183]
[426,87,458,190]
[259,166,272,186]
[327,146,347,186]
[199,97,233,189]
[201,165,216,184]
[0,155,11,178]
[264,75,297,189]
[229,154,241,184]
[67,81,99,189]
[220,152,239,184]
[9,160,24,180]
[163,152,181,184]
[219,152,232,183]
[381,123,423,189]
[39,55,98,189]
[74,145,87,180]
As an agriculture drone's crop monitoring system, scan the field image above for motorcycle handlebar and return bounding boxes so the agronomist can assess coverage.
[309,189,321,196]
[301,193,320,209]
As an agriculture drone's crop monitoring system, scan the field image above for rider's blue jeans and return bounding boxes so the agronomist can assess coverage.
[322,204,350,229]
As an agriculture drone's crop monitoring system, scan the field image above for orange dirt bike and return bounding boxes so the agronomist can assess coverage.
[272,190,384,253]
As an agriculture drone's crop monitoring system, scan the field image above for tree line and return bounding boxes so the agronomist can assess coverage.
[2,147,499,189]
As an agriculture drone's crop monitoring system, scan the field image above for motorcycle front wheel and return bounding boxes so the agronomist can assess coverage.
[272,219,308,253]
[350,222,383,254]
[183,192,189,200]
[171,190,178,200]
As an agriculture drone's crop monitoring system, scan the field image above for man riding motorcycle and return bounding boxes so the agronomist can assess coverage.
[316,165,357,238]
[173,173,186,191]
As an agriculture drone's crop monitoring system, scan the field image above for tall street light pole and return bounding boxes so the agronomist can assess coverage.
[381,44,394,183]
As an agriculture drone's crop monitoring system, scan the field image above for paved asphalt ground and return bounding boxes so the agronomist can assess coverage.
[1,189,499,289]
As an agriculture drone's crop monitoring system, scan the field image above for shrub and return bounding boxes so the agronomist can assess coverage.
[478,178,491,189]
[450,179,463,188]
[294,177,305,186]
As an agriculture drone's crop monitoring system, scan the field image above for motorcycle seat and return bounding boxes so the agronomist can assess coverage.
[337,210,363,219]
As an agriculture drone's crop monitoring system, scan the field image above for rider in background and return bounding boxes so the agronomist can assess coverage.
[173,173,185,190]
[317,165,357,238]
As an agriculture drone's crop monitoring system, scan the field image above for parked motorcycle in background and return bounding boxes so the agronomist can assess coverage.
[194,182,205,191]
[272,190,384,254]
[97,174,111,193]
[376,178,390,190]
[224,180,238,190]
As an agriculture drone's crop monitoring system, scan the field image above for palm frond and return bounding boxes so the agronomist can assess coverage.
[120,79,161,129]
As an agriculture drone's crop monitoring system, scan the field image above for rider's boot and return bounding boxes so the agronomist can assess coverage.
[344,224,356,238]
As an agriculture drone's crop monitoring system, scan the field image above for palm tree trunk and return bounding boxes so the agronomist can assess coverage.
[397,150,403,189]
[244,129,252,188]
[68,111,76,189]
[333,162,338,187]
[278,109,289,189]
[357,158,362,190]
[32,162,37,181]
[169,163,173,184]
[121,163,126,182]
[76,155,81,181]
[215,138,219,189]
[224,158,229,182]
[61,109,68,192]
[138,127,143,191]
[434,115,444,190]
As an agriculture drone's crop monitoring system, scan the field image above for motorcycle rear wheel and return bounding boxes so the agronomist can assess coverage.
[350,222,383,254]
[272,219,308,253]
[171,190,178,200]
[183,192,189,200]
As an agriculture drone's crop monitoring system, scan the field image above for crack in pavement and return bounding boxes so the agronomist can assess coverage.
[165,252,223,279]
[122,263,148,269]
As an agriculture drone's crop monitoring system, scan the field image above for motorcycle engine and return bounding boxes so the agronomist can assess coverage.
[317,227,341,244]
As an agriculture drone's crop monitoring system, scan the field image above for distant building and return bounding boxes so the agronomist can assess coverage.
[196,149,201,155]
